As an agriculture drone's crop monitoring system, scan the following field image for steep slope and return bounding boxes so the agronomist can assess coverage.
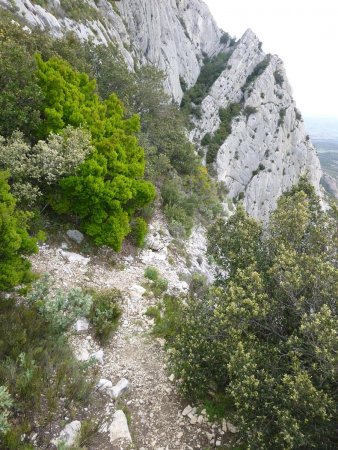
[0,0,222,100]
[191,29,322,219]
[0,0,322,219]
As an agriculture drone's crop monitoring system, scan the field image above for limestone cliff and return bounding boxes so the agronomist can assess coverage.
[0,0,222,101]
[0,0,322,219]
[191,29,322,219]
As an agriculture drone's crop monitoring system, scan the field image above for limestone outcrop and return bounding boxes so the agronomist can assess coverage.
[0,0,322,218]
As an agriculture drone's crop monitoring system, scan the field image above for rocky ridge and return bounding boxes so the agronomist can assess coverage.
[192,28,322,219]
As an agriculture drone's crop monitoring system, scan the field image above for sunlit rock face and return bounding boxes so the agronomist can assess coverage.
[1,0,322,219]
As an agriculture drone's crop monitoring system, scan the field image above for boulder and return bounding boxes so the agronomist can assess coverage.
[108,378,130,400]
[74,318,89,333]
[97,379,113,391]
[59,250,90,265]
[51,420,81,448]
[66,229,85,244]
[109,410,132,444]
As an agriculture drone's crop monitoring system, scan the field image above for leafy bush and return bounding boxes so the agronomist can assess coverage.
[146,296,184,344]
[34,55,155,250]
[0,27,44,139]
[0,127,92,206]
[88,289,122,345]
[242,55,271,93]
[0,171,37,291]
[130,217,148,247]
[27,276,93,332]
[205,103,241,164]
[0,387,12,435]
[144,267,168,296]
[181,51,233,115]
[144,266,159,281]
[166,179,338,449]
[0,296,93,447]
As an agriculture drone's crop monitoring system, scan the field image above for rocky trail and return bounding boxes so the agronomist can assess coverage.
[30,217,236,449]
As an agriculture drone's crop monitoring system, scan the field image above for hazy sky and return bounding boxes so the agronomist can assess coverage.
[204,0,338,119]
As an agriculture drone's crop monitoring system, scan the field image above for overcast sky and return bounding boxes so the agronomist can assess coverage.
[204,0,338,119]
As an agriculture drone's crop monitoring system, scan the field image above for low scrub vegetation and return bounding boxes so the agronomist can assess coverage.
[154,179,338,449]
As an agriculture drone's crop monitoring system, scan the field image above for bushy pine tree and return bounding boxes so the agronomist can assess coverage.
[34,55,155,250]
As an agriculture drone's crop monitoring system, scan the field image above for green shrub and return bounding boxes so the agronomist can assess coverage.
[0,386,13,435]
[0,171,37,291]
[0,297,93,446]
[88,289,122,345]
[148,296,184,344]
[144,267,168,297]
[242,55,271,93]
[205,103,241,164]
[181,51,233,115]
[130,217,148,247]
[144,266,159,281]
[167,181,337,449]
[243,105,258,118]
[34,54,155,250]
[0,127,92,207]
[27,276,93,332]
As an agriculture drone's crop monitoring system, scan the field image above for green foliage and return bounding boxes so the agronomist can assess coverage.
[146,296,184,344]
[242,55,271,93]
[0,171,37,291]
[243,105,258,118]
[144,267,168,296]
[0,296,93,446]
[166,179,337,449]
[59,0,100,21]
[88,288,122,345]
[27,276,93,332]
[181,51,233,115]
[205,103,241,165]
[0,386,13,435]
[34,55,155,250]
[274,70,284,86]
[0,127,92,207]
[0,25,43,139]
[144,266,159,281]
[130,217,148,247]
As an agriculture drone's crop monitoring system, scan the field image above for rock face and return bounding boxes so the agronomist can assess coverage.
[1,1,322,218]
[0,0,221,101]
[191,29,322,219]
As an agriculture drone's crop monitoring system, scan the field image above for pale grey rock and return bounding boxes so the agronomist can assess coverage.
[129,284,146,299]
[74,346,90,362]
[107,378,130,400]
[92,349,104,364]
[66,229,84,244]
[59,250,90,265]
[74,318,89,333]
[109,410,132,444]
[97,379,113,390]
[321,173,338,199]
[182,405,193,416]
[51,420,81,448]
[222,419,227,432]
[227,421,238,433]
[1,0,222,101]
[192,29,322,220]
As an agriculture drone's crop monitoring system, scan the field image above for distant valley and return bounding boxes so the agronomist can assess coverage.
[305,116,338,196]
